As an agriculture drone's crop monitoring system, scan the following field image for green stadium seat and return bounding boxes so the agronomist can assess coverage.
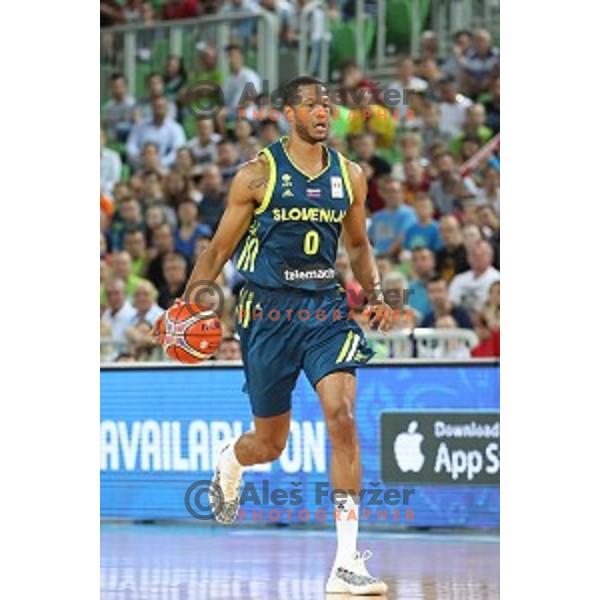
[386,0,430,50]
[329,17,376,71]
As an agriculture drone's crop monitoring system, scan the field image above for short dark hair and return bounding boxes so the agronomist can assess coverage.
[146,72,163,84]
[282,75,325,107]
[110,72,126,83]
[426,274,446,287]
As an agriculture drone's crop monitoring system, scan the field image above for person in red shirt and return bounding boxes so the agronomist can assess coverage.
[161,0,198,20]
[402,157,430,207]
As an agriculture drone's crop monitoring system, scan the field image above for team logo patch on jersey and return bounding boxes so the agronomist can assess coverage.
[282,173,293,187]
[331,176,343,198]
[306,188,321,198]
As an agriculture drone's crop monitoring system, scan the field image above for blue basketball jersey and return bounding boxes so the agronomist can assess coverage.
[234,137,354,291]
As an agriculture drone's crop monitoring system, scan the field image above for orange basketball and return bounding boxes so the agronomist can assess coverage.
[157,302,222,364]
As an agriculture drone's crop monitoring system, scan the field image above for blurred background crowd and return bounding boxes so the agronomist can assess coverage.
[100,0,500,362]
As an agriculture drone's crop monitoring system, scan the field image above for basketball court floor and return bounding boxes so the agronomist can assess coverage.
[101,523,499,599]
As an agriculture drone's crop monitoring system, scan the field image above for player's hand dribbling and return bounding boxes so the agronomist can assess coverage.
[367,301,393,333]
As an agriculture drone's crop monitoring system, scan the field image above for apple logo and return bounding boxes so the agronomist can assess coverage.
[394,421,425,473]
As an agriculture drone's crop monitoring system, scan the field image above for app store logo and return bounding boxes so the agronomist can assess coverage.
[394,421,425,473]
[381,412,500,486]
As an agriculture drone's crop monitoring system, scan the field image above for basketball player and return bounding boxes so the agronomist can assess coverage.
[180,76,391,595]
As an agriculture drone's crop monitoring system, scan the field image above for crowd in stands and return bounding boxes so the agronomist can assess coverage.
[101,15,500,362]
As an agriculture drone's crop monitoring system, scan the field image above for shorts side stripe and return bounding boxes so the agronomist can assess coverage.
[335,331,354,364]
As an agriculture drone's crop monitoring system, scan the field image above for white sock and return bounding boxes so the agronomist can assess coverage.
[334,494,359,565]
[220,437,245,480]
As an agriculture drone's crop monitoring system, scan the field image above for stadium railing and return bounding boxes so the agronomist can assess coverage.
[100,328,480,363]
[100,11,280,103]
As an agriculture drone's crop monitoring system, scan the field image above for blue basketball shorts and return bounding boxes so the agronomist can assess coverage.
[235,282,375,417]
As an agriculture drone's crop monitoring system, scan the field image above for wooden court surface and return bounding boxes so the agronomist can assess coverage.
[101,524,499,599]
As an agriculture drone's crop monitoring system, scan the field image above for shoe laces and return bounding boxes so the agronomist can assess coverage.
[351,550,373,576]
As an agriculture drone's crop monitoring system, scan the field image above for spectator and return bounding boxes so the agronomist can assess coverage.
[443,30,473,80]
[383,272,417,330]
[421,275,472,328]
[420,30,440,63]
[368,176,417,257]
[429,152,478,215]
[163,55,188,102]
[402,158,430,207]
[339,59,382,107]
[260,0,296,44]
[137,73,177,122]
[234,118,259,161]
[448,239,500,312]
[222,43,262,109]
[124,229,148,277]
[408,247,436,318]
[296,0,327,75]
[109,250,152,300]
[216,138,242,185]
[158,252,188,309]
[462,29,500,97]
[130,280,164,326]
[174,147,195,179]
[477,205,500,245]
[477,166,500,214]
[483,78,500,135]
[174,199,213,260]
[438,76,473,137]
[110,198,144,251]
[218,0,260,46]
[259,119,281,147]
[100,128,122,197]
[420,315,471,360]
[101,278,137,343]
[102,73,137,144]
[404,195,443,251]
[186,43,224,109]
[163,170,189,207]
[138,142,166,176]
[436,215,469,282]
[386,55,428,110]
[449,104,493,156]
[217,336,243,360]
[197,164,227,231]
[146,223,179,290]
[126,96,186,169]
[161,0,198,20]
[350,132,391,212]
[462,223,483,251]
[421,101,452,158]
[419,57,444,99]
[145,204,168,248]
[186,118,222,164]
[471,283,500,358]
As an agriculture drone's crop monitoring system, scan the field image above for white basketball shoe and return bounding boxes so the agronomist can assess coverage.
[326,549,388,595]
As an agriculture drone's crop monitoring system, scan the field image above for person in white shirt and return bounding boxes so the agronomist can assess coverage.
[129,280,164,327]
[186,118,222,164]
[222,44,262,108]
[137,73,177,123]
[100,128,122,197]
[101,278,137,343]
[437,76,473,137]
[102,73,137,143]
[126,96,186,169]
[448,239,499,313]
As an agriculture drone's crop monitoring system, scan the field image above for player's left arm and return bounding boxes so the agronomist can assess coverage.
[341,159,392,332]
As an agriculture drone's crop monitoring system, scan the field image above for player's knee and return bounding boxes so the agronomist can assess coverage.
[257,437,286,462]
[326,404,357,449]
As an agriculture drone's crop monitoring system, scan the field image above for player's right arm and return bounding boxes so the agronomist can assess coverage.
[182,155,269,296]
